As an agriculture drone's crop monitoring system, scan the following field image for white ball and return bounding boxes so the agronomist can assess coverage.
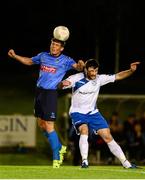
[53,26,70,41]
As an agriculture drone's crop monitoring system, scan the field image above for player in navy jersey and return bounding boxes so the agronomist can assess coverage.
[8,35,84,168]
[60,59,140,168]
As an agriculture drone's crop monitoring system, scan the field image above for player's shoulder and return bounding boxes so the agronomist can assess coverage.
[72,72,84,77]
[97,74,115,82]
[68,72,84,79]
[36,51,48,57]
[95,74,107,81]
[97,74,113,78]
[61,54,75,61]
[42,52,51,56]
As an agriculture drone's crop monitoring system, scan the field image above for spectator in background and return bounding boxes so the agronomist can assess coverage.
[68,125,81,165]
[109,112,124,144]
[124,114,140,161]
[108,112,125,164]
[139,111,145,133]
[139,111,145,163]
[133,122,144,161]
[124,114,136,133]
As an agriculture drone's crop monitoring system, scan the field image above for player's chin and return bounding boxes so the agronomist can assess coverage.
[90,76,96,80]
[51,51,58,56]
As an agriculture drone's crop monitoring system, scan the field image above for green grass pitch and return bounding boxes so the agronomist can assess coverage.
[0,165,145,179]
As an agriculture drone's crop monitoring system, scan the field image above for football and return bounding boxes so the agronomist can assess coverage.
[53,26,70,41]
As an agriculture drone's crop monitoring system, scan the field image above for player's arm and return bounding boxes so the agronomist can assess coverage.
[58,74,78,89]
[8,49,33,66]
[115,61,140,80]
[72,60,85,71]
[58,80,72,89]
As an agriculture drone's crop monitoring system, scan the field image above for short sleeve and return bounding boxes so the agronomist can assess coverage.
[65,57,76,71]
[99,74,116,86]
[63,74,82,89]
[31,52,43,64]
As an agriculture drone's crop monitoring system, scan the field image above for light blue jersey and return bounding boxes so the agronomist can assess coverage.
[32,52,76,89]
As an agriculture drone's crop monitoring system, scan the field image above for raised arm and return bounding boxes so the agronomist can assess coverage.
[8,49,34,66]
[115,62,140,81]
[72,60,85,71]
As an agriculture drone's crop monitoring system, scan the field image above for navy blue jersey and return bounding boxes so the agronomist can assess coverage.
[32,52,76,89]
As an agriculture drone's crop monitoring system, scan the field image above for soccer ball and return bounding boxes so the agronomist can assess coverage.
[53,26,70,41]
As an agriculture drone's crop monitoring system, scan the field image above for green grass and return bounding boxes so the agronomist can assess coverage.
[0,153,51,165]
[0,165,145,179]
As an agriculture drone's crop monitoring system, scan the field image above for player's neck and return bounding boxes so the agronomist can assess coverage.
[50,52,62,57]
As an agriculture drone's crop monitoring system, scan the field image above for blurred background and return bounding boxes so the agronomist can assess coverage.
[0,0,145,166]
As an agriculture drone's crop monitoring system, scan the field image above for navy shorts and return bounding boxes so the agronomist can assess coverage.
[70,112,109,134]
[34,87,57,121]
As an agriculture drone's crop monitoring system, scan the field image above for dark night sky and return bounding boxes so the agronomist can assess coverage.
[0,0,145,92]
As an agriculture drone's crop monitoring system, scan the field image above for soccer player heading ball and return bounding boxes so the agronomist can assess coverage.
[8,26,85,168]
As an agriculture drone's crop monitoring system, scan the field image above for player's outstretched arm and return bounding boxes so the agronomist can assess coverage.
[115,61,140,81]
[72,60,85,71]
[8,49,34,66]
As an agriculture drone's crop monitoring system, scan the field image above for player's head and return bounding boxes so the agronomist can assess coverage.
[50,38,66,56]
[84,59,99,80]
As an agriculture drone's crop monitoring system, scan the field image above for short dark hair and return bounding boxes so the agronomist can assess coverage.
[85,59,99,70]
[51,38,66,47]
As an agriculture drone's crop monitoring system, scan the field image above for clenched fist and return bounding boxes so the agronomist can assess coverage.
[8,49,16,59]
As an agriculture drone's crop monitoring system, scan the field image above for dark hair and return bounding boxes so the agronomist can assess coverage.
[85,59,99,70]
[51,38,66,47]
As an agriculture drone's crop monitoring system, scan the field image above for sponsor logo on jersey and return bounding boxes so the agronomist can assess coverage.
[79,91,95,94]
[40,65,57,73]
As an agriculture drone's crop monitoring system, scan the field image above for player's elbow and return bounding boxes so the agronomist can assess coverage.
[25,59,34,66]
[115,74,122,81]
[27,62,33,66]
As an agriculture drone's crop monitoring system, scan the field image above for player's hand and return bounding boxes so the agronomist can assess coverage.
[62,80,71,87]
[78,60,85,71]
[130,61,140,72]
[8,49,16,59]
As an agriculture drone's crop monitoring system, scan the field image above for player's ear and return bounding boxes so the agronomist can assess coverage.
[60,47,64,52]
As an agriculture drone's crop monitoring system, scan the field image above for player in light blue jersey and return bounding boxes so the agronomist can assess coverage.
[8,31,84,168]
[60,59,140,168]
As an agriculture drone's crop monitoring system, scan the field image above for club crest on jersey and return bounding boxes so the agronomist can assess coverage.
[50,112,56,119]
[55,59,59,63]
[40,65,57,73]
[92,81,97,85]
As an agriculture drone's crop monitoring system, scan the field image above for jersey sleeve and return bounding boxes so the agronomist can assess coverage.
[99,74,116,86]
[31,52,43,64]
[63,74,80,89]
[65,57,76,71]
